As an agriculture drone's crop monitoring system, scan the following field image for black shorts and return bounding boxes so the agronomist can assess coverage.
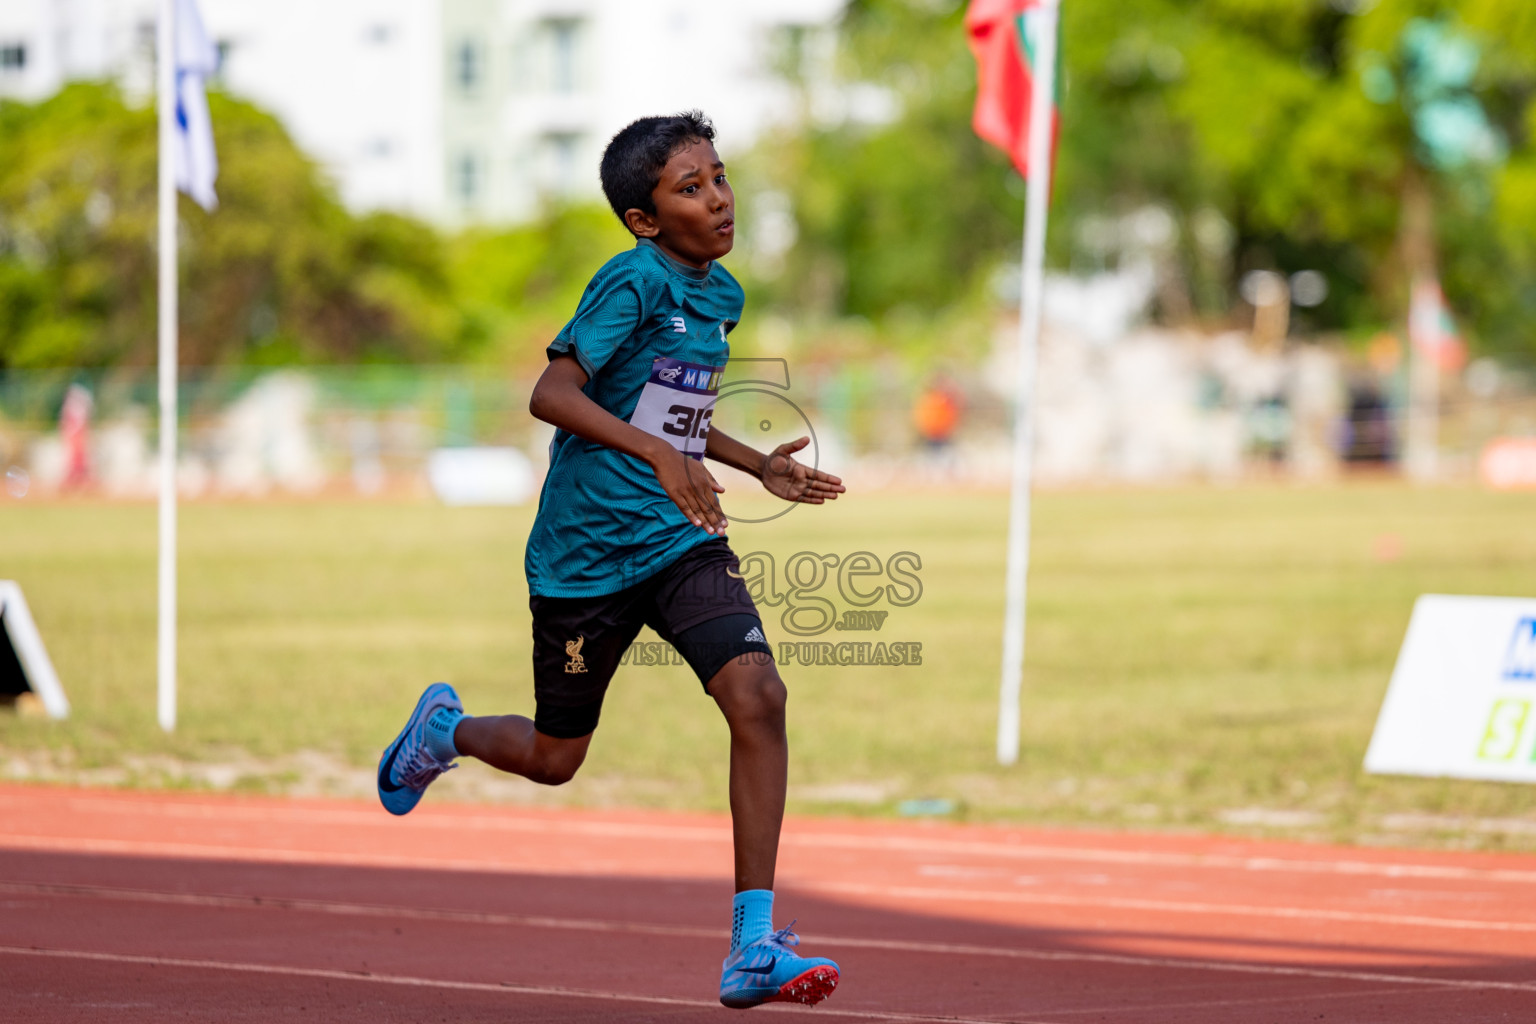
[529,539,775,739]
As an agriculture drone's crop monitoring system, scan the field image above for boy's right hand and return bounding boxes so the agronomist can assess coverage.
[650,448,729,535]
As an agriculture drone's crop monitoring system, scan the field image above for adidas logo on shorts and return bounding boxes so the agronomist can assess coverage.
[744,626,767,644]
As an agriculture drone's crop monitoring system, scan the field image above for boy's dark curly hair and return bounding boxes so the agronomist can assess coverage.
[599,111,716,229]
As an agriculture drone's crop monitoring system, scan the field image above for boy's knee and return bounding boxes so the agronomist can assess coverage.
[757,672,788,718]
[529,757,581,786]
[528,738,587,786]
[718,665,787,725]
[530,763,578,786]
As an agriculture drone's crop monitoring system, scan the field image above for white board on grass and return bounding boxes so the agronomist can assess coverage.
[0,583,69,721]
[1365,595,1536,782]
[426,447,536,506]
[0,581,70,720]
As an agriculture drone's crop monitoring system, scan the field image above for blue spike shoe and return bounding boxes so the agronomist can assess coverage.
[719,923,839,1009]
[377,683,462,816]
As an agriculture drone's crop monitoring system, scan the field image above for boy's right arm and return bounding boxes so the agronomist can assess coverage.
[529,355,730,535]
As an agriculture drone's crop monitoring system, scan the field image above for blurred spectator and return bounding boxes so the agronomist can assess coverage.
[913,376,963,452]
[1246,394,1291,465]
[59,384,93,490]
[1341,379,1396,465]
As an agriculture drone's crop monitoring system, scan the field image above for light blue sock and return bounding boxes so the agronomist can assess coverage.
[425,707,464,760]
[732,889,774,952]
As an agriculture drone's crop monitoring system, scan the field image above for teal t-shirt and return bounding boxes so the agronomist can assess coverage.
[525,239,745,598]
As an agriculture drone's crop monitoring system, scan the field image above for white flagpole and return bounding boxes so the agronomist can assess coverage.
[997,0,1059,765]
[157,0,179,732]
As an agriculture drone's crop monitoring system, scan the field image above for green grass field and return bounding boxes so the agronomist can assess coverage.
[3,484,1535,849]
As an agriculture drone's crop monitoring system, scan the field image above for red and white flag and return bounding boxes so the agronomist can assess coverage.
[965,0,1060,181]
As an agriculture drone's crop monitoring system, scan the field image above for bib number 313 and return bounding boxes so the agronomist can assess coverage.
[629,357,725,461]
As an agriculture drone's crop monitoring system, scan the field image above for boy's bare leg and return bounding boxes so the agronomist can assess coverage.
[707,659,788,892]
[454,715,592,787]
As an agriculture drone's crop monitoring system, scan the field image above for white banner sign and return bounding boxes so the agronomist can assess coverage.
[0,581,70,720]
[1365,595,1536,781]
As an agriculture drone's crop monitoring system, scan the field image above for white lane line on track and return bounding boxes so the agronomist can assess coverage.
[1040,985,1460,1017]
[10,792,1536,886]
[0,834,650,877]
[809,880,1536,935]
[6,881,1536,994]
[4,837,1534,939]
[0,945,1038,1024]
[0,881,728,940]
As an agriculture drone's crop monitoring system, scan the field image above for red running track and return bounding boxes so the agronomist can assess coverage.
[3,783,1536,1022]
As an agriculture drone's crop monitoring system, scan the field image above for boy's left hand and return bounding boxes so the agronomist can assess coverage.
[760,437,846,504]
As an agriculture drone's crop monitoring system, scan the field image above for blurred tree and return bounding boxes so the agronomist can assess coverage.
[741,1,1023,362]
[0,82,459,369]
[746,0,1536,362]
[447,204,632,372]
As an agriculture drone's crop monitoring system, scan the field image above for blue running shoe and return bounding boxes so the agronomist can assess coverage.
[719,923,839,1009]
[377,683,462,816]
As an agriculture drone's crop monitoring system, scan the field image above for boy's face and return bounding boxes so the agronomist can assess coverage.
[625,139,735,269]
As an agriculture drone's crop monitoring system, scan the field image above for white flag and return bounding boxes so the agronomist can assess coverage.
[173,0,219,211]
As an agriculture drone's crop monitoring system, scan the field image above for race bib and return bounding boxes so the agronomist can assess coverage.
[629,357,725,460]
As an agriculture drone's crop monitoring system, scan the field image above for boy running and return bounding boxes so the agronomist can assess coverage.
[377,111,846,1010]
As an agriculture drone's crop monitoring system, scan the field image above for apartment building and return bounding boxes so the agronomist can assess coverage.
[0,0,843,225]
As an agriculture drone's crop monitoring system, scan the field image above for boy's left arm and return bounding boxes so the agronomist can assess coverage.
[705,428,846,505]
